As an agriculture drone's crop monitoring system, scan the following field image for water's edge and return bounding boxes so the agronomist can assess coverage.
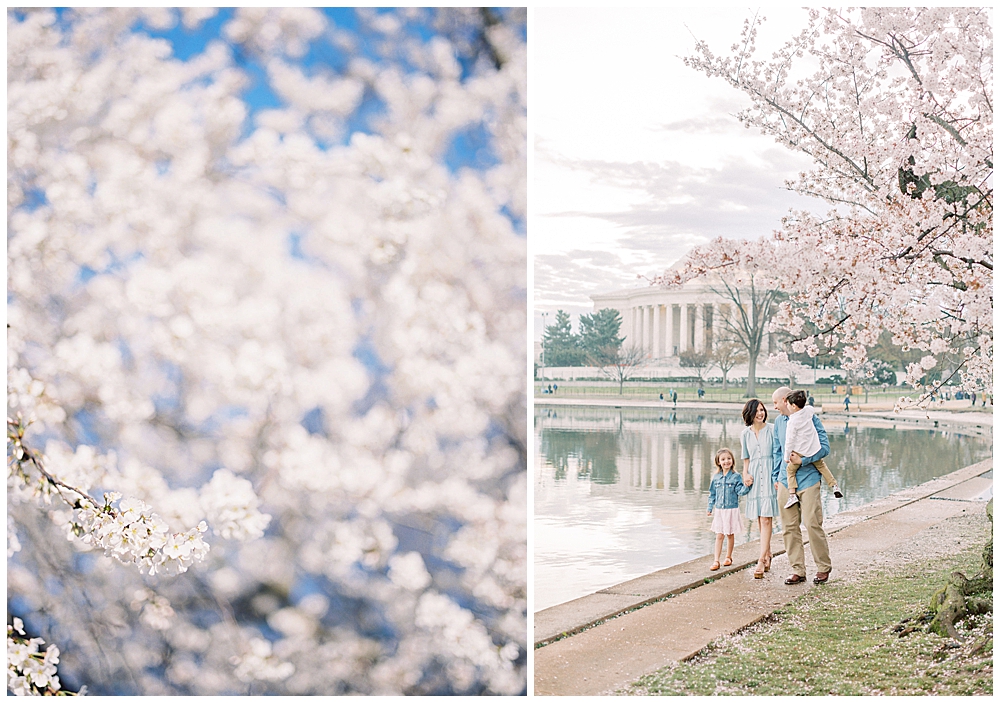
[533,458,993,647]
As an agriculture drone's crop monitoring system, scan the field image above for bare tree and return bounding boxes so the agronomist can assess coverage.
[711,331,748,391]
[596,343,647,395]
[678,349,711,385]
[710,274,783,397]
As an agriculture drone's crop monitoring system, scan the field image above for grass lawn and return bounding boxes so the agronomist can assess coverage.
[625,543,992,696]
[532,382,974,408]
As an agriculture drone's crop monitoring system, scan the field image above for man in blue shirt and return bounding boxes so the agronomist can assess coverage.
[772,386,832,585]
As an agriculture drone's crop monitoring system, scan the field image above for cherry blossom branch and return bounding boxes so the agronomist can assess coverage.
[7,618,82,696]
[8,418,210,577]
[8,416,101,510]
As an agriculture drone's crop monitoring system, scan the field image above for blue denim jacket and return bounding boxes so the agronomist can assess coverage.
[772,413,830,490]
[707,469,751,512]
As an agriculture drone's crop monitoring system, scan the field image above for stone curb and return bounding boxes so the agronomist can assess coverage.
[533,458,993,647]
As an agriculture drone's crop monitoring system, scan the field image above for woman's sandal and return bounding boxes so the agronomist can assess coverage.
[709,561,721,571]
[723,557,733,567]
[753,561,765,579]
[763,554,772,572]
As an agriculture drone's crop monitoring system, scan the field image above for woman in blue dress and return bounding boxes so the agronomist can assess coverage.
[740,398,780,578]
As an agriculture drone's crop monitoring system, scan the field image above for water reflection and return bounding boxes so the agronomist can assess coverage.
[534,407,992,611]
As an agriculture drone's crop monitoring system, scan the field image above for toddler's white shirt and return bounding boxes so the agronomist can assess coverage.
[784,405,821,462]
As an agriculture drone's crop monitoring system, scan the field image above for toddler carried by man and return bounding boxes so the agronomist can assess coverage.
[784,390,843,508]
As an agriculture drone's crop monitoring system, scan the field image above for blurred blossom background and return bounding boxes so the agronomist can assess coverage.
[7,7,526,695]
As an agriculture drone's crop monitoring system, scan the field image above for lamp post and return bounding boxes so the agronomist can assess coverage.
[539,311,548,382]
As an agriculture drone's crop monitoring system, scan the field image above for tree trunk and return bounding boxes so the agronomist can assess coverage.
[745,353,757,397]
[927,499,993,640]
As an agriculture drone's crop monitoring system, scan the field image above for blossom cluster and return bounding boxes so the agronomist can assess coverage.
[64,494,210,576]
[199,469,271,542]
[229,638,296,684]
[7,619,71,696]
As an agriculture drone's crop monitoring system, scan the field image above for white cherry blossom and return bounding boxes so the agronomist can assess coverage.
[661,8,991,405]
[8,7,525,695]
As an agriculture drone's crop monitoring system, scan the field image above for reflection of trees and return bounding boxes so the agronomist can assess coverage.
[539,430,621,484]
[827,424,992,505]
[536,408,992,502]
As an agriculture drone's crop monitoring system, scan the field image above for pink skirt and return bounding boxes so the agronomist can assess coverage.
[711,507,742,535]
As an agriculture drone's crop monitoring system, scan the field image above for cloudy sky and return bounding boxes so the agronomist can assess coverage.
[531,7,823,337]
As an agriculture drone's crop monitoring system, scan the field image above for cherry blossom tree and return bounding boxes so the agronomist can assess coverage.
[657,8,991,405]
[8,7,525,695]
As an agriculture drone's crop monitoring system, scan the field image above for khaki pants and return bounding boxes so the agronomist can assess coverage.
[787,456,837,493]
[778,482,832,577]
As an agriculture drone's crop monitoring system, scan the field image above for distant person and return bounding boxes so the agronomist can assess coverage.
[547,384,552,394]
[706,448,750,571]
[971,391,977,406]
[807,392,815,407]
[698,387,705,399]
[772,386,833,585]
[782,390,842,508]
[739,398,779,578]
[659,392,665,404]
[672,390,678,407]
[553,383,558,393]
[843,395,851,412]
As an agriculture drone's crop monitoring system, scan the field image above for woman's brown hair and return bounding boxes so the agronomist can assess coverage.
[741,398,767,426]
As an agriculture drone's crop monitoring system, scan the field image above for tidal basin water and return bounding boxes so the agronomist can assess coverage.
[534,405,993,612]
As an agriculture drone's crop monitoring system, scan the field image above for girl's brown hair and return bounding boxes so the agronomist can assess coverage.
[741,398,767,426]
[714,447,736,473]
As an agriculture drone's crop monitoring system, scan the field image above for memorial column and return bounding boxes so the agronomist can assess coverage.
[694,302,706,352]
[652,303,662,358]
[664,304,674,357]
[679,302,689,353]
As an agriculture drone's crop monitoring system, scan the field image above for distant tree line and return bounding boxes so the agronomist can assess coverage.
[540,309,623,367]
[540,304,934,393]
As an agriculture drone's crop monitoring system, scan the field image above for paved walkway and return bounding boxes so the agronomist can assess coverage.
[533,459,993,696]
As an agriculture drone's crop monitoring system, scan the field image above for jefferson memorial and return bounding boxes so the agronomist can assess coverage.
[589,275,778,365]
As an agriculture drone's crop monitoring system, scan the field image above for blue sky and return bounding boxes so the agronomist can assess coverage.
[113,8,520,175]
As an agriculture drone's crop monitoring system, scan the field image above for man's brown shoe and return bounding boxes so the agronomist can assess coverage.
[813,571,831,584]
[784,574,806,585]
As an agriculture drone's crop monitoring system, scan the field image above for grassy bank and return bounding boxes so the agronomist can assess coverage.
[625,543,992,696]
[533,382,990,409]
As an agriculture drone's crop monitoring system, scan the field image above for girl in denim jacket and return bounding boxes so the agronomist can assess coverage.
[707,448,751,571]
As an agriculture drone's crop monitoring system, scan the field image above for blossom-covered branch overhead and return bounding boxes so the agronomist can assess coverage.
[657,7,991,398]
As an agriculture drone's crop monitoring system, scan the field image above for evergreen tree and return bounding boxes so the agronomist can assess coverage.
[579,308,623,364]
[541,310,586,366]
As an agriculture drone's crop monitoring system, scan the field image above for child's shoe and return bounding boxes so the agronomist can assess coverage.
[833,484,843,498]
[784,493,800,509]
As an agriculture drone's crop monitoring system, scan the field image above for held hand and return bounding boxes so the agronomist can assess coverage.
[789,451,801,462]
[743,472,753,486]
[774,482,780,491]
[707,511,712,516]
